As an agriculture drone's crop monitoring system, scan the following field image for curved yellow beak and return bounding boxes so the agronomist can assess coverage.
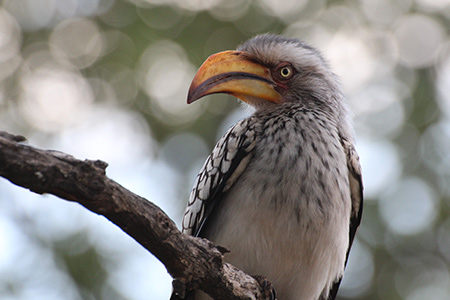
[187,50,281,105]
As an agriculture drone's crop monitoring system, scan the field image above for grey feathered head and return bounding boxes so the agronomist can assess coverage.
[187,33,354,140]
[238,34,344,111]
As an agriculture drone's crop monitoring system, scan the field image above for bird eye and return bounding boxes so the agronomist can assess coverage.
[280,66,292,78]
[274,63,294,82]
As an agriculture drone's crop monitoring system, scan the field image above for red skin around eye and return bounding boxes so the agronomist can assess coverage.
[272,62,295,91]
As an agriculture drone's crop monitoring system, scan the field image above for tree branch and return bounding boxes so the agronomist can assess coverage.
[0,131,273,300]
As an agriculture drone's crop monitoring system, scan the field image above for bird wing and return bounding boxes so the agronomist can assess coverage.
[327,136,363,300]
[182,117,257,237]
[171,118,257,300]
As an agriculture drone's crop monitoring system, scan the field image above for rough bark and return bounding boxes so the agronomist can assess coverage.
[0,131,274,300]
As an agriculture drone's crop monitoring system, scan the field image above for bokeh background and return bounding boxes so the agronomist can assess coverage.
[0,0,449,299]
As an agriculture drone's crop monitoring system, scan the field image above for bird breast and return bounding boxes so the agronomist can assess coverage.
[201,106,352,300]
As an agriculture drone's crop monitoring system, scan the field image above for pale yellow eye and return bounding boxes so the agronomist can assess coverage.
[280,66,292,78]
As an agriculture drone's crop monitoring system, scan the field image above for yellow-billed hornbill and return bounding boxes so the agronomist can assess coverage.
[176,34,363,300]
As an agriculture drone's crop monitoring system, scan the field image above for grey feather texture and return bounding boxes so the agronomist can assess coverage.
[180,34,363,300]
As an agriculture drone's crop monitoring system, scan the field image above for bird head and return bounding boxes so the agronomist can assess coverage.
[188,34,344,113]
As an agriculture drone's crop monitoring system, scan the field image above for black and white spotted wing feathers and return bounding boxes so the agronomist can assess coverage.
[182,117,257,237]
[327,136,363,300]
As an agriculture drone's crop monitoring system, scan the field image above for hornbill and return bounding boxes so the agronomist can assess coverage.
[173,34,363,300]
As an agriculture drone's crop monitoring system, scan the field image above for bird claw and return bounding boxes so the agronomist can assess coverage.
[171,279,186,299]
[252,275,277,300]
[215,244,230,255]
